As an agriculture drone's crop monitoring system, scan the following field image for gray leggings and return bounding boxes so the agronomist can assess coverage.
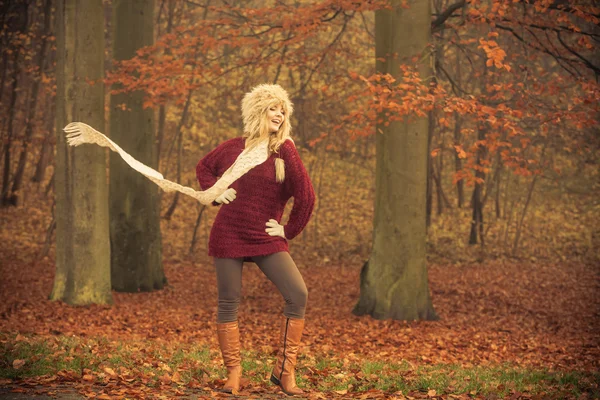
[215,252,308,323]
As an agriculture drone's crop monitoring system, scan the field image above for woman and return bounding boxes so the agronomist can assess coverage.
[195,83,315,396]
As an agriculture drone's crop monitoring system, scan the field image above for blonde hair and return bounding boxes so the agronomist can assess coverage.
[241,83,294,182]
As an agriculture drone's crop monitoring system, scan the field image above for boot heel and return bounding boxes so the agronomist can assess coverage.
[270,374,281,386]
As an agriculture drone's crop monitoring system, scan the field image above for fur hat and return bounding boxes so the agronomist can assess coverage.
[241,83,294,139]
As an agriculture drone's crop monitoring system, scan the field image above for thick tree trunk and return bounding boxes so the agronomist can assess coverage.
[353,0,437,321]
[109,0,164,292]
[50,0,112,305]
[10,0,53,205]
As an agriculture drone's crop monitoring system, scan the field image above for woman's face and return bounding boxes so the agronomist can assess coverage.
[266,104,285,133]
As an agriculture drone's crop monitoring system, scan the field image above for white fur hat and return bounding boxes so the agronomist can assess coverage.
[241,83,294,138]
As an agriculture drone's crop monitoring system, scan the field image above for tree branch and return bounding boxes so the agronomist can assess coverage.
[432,0,466,32]
[556,30,600,77]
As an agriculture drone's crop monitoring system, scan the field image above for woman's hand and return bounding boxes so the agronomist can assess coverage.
[265,219,286,239]
[215,188,237,204]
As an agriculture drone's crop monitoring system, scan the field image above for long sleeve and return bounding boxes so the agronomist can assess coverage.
[196,137,240,190]
[281,140,315,241]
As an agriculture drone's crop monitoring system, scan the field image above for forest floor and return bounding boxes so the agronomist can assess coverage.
[1,249,599,398]
[1,191,600,399]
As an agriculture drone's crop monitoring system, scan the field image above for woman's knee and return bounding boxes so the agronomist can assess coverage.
[285,284,308,319]
[218,284,242,302]
[289,281,308,308]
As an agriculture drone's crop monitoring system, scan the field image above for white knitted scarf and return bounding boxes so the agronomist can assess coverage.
[63,122,268,205]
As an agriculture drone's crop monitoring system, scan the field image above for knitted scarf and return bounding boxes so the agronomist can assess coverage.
[63,122,268,205]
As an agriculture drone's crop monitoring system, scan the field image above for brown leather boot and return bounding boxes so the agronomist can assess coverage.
[217,321,242,393]
[270,317,305,396]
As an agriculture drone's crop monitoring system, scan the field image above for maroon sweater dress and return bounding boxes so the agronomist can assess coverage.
[195,137,315,259]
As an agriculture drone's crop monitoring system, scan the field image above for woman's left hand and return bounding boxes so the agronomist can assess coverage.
[265,219,286,239]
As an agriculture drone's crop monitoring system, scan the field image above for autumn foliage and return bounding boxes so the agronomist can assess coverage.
[0,0,599,398]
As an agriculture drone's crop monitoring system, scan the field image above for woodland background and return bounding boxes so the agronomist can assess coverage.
[0,0,599,398]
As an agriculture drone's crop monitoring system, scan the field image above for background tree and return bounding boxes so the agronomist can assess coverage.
[50,0,111,305]
[9,0,53,206]
[109,0,165,292]
[353,0,438,321]
[1,0,29,207]
[0,0,596,298]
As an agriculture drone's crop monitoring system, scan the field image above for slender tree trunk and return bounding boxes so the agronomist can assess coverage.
[1,3,28,206]
[10,0,53,205]
[32,99,55,183]
[189,204,206,255]
[156,0,175,165]
[312,146,327,250]
[494,150,502,218]
[354,0,437,321]
[0,48,9,112]
[110,0,164,292]
[512,145,546,255]
[437,121,448,213]
[468,124,487,246]
[0,1,15,117]
[453,113,464,208]
[432,165,450,210]
[426,109,433,229]
[453,48,464,208]
[481,146,503,221]
[50,0,112,305]
[163,83,194,220]
[495,168,501,218]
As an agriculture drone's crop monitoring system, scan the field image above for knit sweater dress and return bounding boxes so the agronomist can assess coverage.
[196,137,315,259]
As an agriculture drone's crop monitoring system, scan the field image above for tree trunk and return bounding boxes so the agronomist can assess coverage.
[10,0,53,205]
[156,0,175,165]
[453,113,464,208]
[0,1,20,130]
[353,0,438,321]
[163,81,194,220]
[50,0,112,305]
[109,0,164,292]
[512,144,546,255]
[1,2,28,207]
[468,124,486,246]
[432,164,451,211]
[189,204,206,255]
[426,109,433,229]
[32,100,55,183]
[453,47,464,208]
